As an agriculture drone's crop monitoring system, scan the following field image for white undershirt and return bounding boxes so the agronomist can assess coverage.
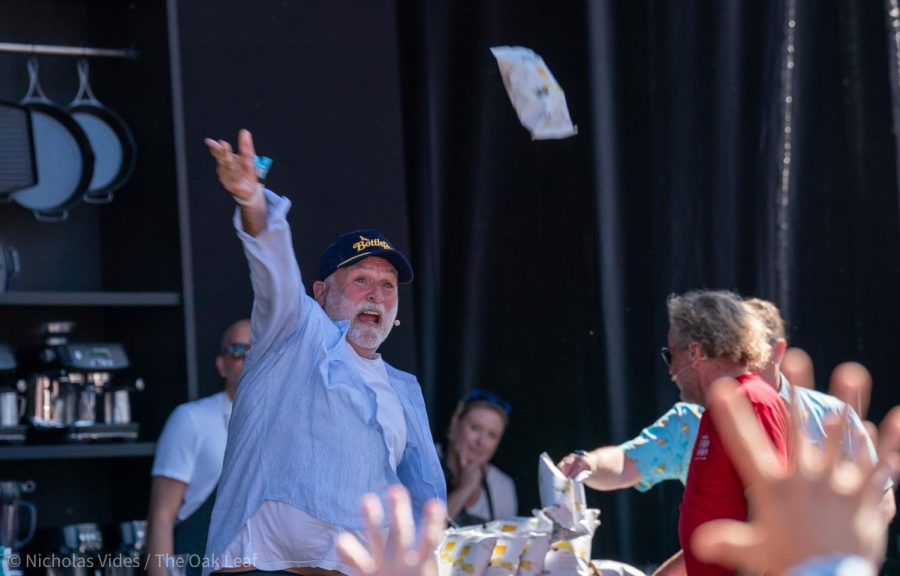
[219,347,407,573]
[349,351,406,469]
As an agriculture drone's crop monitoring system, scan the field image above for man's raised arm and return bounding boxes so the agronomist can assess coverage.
[205,129,267,236]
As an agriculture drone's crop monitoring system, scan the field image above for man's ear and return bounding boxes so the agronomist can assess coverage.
[313,280,327,306]
[688,341,702,364]
[772,338,788,366]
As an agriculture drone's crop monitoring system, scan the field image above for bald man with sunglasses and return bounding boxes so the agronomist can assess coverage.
[147,318,252,576]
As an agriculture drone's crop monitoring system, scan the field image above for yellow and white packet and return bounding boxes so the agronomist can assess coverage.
[538,452,591,532]
[490,46,577,140]
[436,528,497,576]
[484,533,529,576]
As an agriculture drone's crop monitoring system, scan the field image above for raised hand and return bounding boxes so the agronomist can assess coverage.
[336,485,446,576]
[204,129,260,206]
[690,377,900,575]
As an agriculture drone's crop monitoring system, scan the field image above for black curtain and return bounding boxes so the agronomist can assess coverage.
[396,0,611,551]
[398,0,900,569]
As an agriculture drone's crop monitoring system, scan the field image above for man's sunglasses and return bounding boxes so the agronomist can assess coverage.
[660,347,672,368]
[464,389,512,416]
[222,342,251,359]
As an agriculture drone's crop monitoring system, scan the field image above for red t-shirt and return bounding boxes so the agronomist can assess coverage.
[678,373,790,576]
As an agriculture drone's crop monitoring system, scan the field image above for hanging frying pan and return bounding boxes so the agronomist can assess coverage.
[68,59,136,204]
[13,57,94,222]
[0,101,37,200]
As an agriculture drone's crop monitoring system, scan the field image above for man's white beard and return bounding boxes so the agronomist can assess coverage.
[325,293,397,352]
[347,301,397,351]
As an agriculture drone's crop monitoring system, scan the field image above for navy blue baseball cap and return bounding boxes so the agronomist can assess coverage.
[318,229,414,283]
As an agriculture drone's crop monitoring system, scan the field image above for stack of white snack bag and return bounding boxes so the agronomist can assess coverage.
[436,529,497,576]
[537,452,601,576]
[436,517,551,576]
[435,453,602,576]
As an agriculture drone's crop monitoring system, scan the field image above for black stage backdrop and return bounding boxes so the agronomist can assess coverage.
[172,0,900,569]
[397,0,900,568]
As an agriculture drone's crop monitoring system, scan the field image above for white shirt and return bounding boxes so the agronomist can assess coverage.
[349,351,407,469]
[220,345,408,573]
[152,392,232,520]
[464,464,518,521]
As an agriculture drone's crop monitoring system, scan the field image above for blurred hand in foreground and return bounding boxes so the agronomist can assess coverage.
[691,377,900,575]
[336,485,447,576]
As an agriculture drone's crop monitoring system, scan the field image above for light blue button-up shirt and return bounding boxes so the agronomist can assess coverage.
[204,190,446,573]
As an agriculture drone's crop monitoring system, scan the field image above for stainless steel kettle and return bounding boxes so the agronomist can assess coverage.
[0,480,36,550]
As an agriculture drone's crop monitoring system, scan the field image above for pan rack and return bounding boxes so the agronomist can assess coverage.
[0,42,138,60]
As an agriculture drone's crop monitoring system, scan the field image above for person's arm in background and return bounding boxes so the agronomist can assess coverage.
[558,445,642,491]
[146,405,197,576]
[650,550,686,576]
[691,378,900,576]
[146,477,188,576]
[559,402,703,492]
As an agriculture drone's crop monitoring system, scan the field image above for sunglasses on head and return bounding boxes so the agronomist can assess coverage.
[222,342,251,359]
[464,389,512,416]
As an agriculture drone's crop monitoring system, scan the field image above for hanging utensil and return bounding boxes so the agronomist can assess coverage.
[68,59,137,204]
[13,57,94,222]
[0,101,37,199]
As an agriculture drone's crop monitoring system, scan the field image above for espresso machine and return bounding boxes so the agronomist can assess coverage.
[0,344,27,443]
[105,520,146,576]
[20,323,144,442]
[46,523,105,576]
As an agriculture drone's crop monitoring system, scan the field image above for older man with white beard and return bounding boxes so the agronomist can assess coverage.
[201,130,446,576]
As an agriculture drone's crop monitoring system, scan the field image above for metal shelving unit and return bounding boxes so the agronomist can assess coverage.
[0,442,155,461]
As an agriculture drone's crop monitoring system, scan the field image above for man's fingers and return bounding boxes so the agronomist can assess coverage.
[816,412,846,477]
[415,498,447,569]
[708,377,779,487]
[238,128,256,160]
[204,138,222,156]
[691,519,765,572]
[336,532,376,575]
[387,485,416,554]
[360,493,386,569]
[877,406,900,461]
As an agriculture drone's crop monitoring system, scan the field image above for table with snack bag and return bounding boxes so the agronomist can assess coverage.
[434,453,646,576]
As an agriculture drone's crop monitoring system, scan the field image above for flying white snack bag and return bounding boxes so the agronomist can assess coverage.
[436,528,497,576]
[490,46,578,140]
[538,452,591,532]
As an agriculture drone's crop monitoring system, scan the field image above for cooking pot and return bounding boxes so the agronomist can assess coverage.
[68,59,136,204]
[13,58,94,222]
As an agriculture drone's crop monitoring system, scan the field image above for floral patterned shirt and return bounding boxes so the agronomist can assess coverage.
[619,402,703,491]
